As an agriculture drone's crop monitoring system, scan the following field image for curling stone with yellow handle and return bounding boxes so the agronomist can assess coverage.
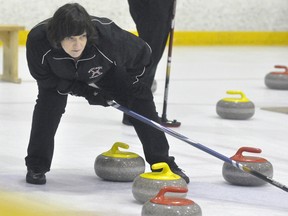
[216,90,255,120]
[142,186,202,216]
[94,142,145,182]
[222,147,273,186]
[132,162,187,204]
[265,65,288,90]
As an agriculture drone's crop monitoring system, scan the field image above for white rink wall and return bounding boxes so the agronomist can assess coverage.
[0,0,288,31]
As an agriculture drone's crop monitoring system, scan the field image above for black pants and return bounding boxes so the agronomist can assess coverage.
[25,87,68,172]
[128,0,174,87]
[25,71,176,173]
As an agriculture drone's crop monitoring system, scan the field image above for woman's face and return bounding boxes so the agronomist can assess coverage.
[61,32,87,60]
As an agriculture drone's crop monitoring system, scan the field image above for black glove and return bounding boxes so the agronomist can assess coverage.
[57,80,90,96]
[85,88,111,107]
[57,80,111,107]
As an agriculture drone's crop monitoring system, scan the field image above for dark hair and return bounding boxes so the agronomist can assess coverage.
[47,3,96,48]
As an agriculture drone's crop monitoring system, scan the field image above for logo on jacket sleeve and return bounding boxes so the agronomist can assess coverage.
[88,66,103,79]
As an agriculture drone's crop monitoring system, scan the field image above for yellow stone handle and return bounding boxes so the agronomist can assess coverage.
[151,162,173,175]
[222,90,250,102]
[141,162,181,180]
[102,142,139,158]
[110,142,129,154]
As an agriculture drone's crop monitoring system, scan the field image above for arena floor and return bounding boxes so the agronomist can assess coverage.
[0,46,288,215]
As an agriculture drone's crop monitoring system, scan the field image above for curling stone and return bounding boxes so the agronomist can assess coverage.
[222,147,273,186]
[132,162,187,204]
[216,90,255,120]
[94,142,145,182]
[265,65,288,90]
[142,186,202,216]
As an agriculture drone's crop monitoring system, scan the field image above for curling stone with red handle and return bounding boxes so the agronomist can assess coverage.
[222,147,273,186]
[216,90,255,120]
[265,65,288,90]
[132,162,188,204]
[142,186,202,216]
[94,142,145,182]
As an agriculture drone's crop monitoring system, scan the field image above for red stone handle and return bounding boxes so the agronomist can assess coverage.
[271,65,288,75]
[235,147,262,157]
[157,186,188,197]
[150,186,193,206]
[231,147,267,162]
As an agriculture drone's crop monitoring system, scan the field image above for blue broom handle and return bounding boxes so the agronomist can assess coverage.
[107,100,288,192]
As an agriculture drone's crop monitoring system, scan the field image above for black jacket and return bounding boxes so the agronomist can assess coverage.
[26,16,152,97]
